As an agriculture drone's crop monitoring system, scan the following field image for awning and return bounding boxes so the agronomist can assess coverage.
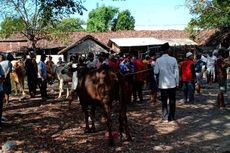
[110,38,166,47]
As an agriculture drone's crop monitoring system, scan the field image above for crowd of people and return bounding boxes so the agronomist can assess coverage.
[0,43,230,129]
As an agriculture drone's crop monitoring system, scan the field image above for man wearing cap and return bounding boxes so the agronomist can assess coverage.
[180,52,196,104]
[37,54,48,101]
[154,42,179,122]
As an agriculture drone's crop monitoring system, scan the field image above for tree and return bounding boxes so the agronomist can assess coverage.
[112,10,135,31]
[53,18,85,32]
[86,5,119,32]
[184,19,199,40]
[0,17,25,38]
[186,0,230,29]
[86,6,135,32]
[0,0,87,51]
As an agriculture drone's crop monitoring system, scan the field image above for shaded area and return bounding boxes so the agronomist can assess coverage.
[0,83,229,152]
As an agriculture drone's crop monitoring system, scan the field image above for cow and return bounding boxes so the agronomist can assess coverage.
[77,65,132,146]
[52,64,72,99]
[10,59,26,97]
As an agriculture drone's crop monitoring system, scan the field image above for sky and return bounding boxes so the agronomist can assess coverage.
[76,0,193,30]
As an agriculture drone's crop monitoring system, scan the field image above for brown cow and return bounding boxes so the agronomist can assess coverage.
[10,60,26,97]
[77,66,132,146]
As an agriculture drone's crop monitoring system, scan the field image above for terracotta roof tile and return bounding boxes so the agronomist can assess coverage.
[0,30,189,52]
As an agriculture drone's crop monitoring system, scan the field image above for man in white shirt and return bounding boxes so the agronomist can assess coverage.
[206,51,217,83]
[154,42,179,122]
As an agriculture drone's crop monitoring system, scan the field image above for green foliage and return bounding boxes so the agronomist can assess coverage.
[184,19,199,40]
[112,10,135,31]
[46,18,85,45]
[86,6,135,32]
[86,5,119,32]
[54,18,85,32]
[186,0,230,29]
[0,0,87,50]
[0,17,25,38]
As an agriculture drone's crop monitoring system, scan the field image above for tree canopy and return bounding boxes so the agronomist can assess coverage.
[186,0,230,29]
[86,5,135,32]
[0,0,87,50]
[0,17,25,38]
[86,6,119,32]
[112,10,135,31]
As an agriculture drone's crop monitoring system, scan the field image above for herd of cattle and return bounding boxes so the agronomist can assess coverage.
[8,56,132,146]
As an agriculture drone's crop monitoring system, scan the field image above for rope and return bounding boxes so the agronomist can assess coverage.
[121,68,153,76]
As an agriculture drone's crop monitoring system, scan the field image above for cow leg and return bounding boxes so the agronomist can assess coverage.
[103,101,114,146]
[84,109,90,133]
[57,79,64,99]
[21,78,26,96]
[90,105,96,133]
[122,110,132,141]
[66,83,70,99]
[119,85,132,141]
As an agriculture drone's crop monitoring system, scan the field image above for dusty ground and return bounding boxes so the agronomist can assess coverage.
[0,83,229,153]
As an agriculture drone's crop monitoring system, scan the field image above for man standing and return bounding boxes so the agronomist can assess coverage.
[0,64,5,129]
[46,56,55,84]
[154,43,179,122]
[206,51,217,84]
[25,51,38,98]
[0,54,13,104]
[132,56,145,103]
[37,54,48,101]
[194,54,206,94]
[216,49,227,109]
[180,52,196,104]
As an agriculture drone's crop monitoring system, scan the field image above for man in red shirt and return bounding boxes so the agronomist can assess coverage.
[132,56,145,102]
[180,52,196,104]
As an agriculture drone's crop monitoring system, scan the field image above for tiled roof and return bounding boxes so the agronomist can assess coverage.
[0,30,190,52]
[58,35,111,54]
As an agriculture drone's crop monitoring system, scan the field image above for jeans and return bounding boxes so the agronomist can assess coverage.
[182,81,195,103]
[160,88,176,121]
[37,78,48,99]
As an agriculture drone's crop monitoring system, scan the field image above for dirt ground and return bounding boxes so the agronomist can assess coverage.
[0,83,229,153]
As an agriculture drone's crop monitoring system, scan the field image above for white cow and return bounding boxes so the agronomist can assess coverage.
[52,64,72,99]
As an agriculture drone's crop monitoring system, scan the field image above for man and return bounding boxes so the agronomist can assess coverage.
[57,57,65,67]
[0,64,5,129]
[46,56,55,84]
[195,54,206,94]
[216,49,227,109]
[132,56,145,103]
[0,54,13,104]
[37,54,48,101]
[206,51,217,84]
[154,42,179,122]
[180,52,196,104]
[119,55,135,104]
[25,51,38,98]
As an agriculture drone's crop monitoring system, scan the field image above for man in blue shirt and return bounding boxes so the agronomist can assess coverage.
[37,54,48,101]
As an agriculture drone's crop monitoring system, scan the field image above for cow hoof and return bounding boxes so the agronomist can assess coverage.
[84,128,91,133]
[90,127,96,133]
[108,140,115,146]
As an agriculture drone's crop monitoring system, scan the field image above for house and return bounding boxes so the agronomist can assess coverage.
[195,28,230,53]
[0,30,200,62]
[58,35,111,61]
[108,37,197,60]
